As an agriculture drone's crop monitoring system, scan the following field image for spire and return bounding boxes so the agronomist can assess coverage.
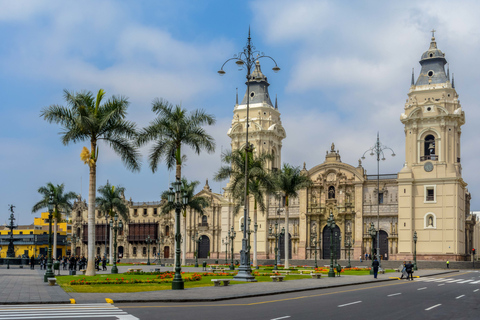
[429,28,437,49]
[236,87,238,105]
[447,64,450,81]
[411,68,415,86]
[452,73,455,88]
[275,94,278,109]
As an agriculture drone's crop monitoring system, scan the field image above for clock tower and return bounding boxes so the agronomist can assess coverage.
[397,32,469,261]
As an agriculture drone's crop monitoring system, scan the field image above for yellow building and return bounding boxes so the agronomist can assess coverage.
[0,212,70,258]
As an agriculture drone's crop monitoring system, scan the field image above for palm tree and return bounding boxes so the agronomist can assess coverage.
[96,182,128,262]
[138,98,215,266]
[41,89,140,275]
[275,164,312,269]
[161,178,209,264]
[32,183,77,259]
[214,149,275,267]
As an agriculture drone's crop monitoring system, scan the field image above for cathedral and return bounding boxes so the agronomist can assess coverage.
[71,33,475,263]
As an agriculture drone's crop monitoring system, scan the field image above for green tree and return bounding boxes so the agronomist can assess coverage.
[41,89,140,275]
[274,163,312,268]
[32,182,77,259]
[161,178,210,264]
[214,148,275,267]
[138,98,215,266]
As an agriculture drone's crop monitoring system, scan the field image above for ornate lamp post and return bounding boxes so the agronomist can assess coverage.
[369,222,376,275]
[327,212,336,278]
[44,191,55,282]
[192,231,201,268]
[413,231,418,271]
[110,214,123,274]
[312,236,319,269]
[269,221,284,270]
[253,219,259,269]
[156,237,163,265]
[346,238,352,268]
[362,133,395,270]
[168,178,188,290]
[222,236,229,265]
[228,226,236,270]
[219,29,280,282]
[145,235,153,265]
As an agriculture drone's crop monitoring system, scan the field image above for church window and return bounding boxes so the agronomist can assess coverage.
[328,186,335,199]
[428,70,434,76]
[133,247,137,255]
[153,208,157,215]
[250,92,255,98]
[422,135,437,161]
[143,247,147,255]
[425,185,436,203]
[378,192,384,204]
[143,208,147,216]
[165,226,170,237]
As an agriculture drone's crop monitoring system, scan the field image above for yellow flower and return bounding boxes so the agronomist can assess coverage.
[80,147,95,166]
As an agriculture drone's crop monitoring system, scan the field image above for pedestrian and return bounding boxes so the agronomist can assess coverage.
[360,255,363,263]
[405,261,414,280]
[372,258,380,278]
[30,255,35,270]
[400,261,407,279]
[446,260,450,269]
[102,256,107,271]
[365,253,368,261]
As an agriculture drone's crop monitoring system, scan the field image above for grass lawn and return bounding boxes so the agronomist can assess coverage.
[56,272,312,293]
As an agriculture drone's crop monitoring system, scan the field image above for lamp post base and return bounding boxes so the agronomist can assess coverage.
[172,279,184,290]
[328,268,335,278]
[44,270,54,282]
[111,266,118,274]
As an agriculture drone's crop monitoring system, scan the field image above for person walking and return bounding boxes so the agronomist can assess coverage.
[30,255,35,270]
[446,260,450,269]
[102,256,107,271]
[372,258,380,278]
[400,261,407,279]
[405,261,414,280]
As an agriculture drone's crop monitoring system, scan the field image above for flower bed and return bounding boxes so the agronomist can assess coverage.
[70,272,202,285]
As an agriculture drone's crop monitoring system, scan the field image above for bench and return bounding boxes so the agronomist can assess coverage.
[47,278,56,286]
[127,268,143,272]
[211,278,233,286]
[150,268,161,272]
[298,269,314,274]
[80,269,86,275]
[270,275,286,282]
[311,273,322,279]
[208,268,226,273]
[273,270,291,275]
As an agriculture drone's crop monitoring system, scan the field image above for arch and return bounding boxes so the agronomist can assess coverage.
[379,230,388,260]
[322,225,341,259]
[328,186,335,199]
[238,216,244,232]
[418,128,441,162]
[424,212,437,229]
[201,215,208,226]
[164,246,170,259]
[165,225,170,237]
[118,246,124,258]
[423,134,437,159]
[198,235,210,258]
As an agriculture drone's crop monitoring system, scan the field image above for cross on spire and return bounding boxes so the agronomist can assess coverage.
[431,29,436,38]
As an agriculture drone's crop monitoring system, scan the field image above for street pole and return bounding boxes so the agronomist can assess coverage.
[346,239,352,268]
[192,232,200,268]
[223,237,229,265]
[327,212,336,278]
[269,221,284,270]
[110,214,122,274]
[219,29,280,282]
[229,226,236,270]
[413,231,418,271]
[369,222,376,275]
[312,237,318,269]
[362,133,395,269]
[146,235,152,265]
[44,191,55,282]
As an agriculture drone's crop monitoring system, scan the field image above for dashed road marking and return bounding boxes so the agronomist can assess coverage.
[425,304,441,311]
[456,295,465,299]
[338,301,362,308]
[387,293,401,297]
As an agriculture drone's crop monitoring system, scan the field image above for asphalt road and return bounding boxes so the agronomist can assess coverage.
[115,271,480,320]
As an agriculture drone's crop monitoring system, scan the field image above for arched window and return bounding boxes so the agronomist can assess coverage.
[165,225,170,237]
[424,135,437,160]
[133,247,137,255]
[152,247,157,256]
[424,212,436,229]
[76,227,81,237]
[328,186,335,199]
[77,211,81,218]
[201,215,208,226]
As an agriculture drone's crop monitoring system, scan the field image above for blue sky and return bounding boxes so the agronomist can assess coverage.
[1,0,480,225]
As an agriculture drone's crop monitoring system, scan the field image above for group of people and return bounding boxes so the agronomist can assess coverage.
[29,254,109,271]
[400,261,415,280]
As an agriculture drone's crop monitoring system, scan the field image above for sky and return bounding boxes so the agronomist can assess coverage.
[1,0,480,225]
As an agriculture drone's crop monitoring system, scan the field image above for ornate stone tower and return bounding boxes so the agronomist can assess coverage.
[227,61,286,170]
[397,32,469,261]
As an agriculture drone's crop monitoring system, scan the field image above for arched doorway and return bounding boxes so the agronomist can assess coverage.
[164,246,170,259]
[118,246,124,258]
[279,233,292,260]
[322,225,341,259]
[379,230,388,260]
[198,235,210,258]
[75,247,80,256]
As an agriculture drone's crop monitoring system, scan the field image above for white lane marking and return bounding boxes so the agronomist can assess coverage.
[456,295,465,299]
[438,284,445,286]
[271,316,291,320]
[469,280,480,284]
[418,287,427,290]
[446,279,462,283]
[338,301,362,308]
[474,289,479,292]
[388,293,402,297]
[458,280,473,284]
[425,304,442,311]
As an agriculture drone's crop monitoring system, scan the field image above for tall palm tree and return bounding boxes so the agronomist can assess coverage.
[161,178,209,264]
[41,89,140,275]
[96,182,128,262]
[32,183,77,259]
[275,164,312,269]
[214,149,275,267]
[138,98,215,266]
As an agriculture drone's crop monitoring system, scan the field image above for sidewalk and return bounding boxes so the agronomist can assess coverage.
[0,265,459,305]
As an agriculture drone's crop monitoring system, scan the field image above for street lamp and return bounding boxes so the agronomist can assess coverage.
[269,221,284,270]
[168,178,188,290]
[361,133,395,270]
[219,29,280,282]
[228,226,236,270]
[44,190,55,282]
[145,235,153,265]
[327,212,336,278]
[252,219,259,269]
[369,222,376,275]
[192,231,201,268]
[312,236,319,269]
[222,236,229,265]
[346,238,352,268]
[156,237,163,265]
[109,214,123,274]
[413,231,418,271]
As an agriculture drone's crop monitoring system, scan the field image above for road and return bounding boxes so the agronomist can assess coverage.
[0,271,478,319]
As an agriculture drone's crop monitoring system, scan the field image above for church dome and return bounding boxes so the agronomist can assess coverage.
[415,32,448,86]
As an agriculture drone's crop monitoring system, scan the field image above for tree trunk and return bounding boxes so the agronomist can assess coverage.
[86,157,97,276]
[284,198,289,269]
[53,219,58,259]
[182,212,186,265]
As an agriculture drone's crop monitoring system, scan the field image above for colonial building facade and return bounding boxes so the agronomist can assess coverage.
[70,34,475,262]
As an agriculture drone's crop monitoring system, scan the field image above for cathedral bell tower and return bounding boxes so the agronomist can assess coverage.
[397,32,469,261]
[227,61,286,171]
